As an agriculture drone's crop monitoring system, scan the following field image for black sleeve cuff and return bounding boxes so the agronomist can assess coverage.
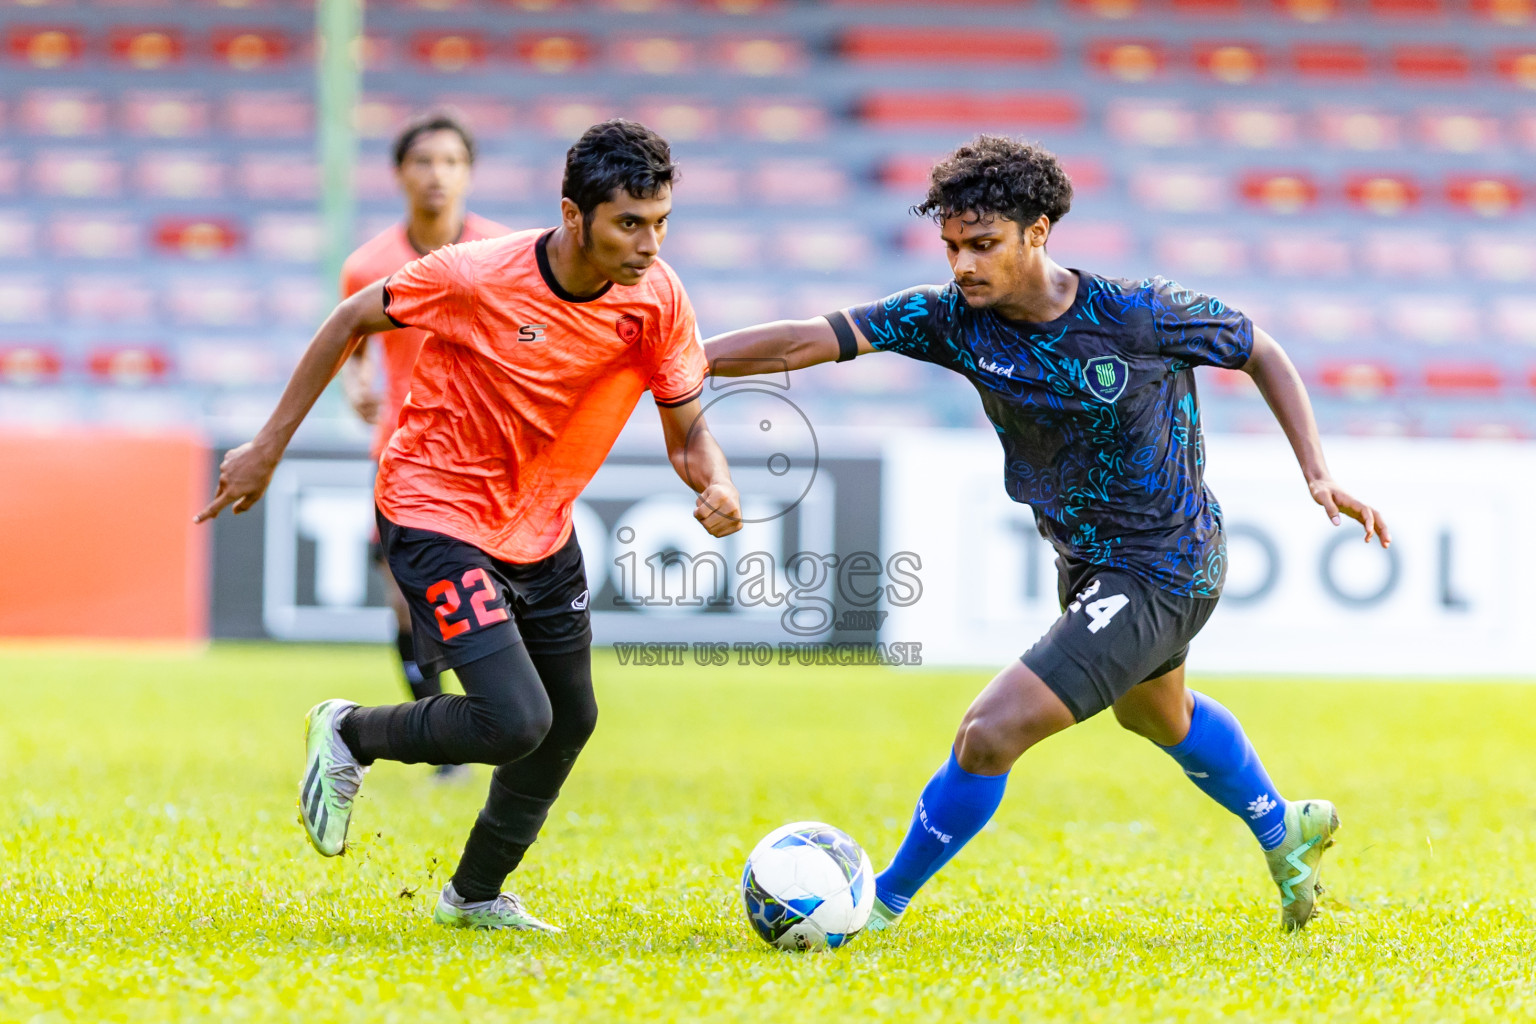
[654,382,705,408]
[824,310,858,362]
[380,274,408,329]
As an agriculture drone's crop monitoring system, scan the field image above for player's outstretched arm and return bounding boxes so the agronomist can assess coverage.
[704,315,874,378]
[657,398,743,538]
[195,280,398,523]
[1242,327,1391,548]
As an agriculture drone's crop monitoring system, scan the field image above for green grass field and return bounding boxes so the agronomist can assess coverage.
[3,645,1535,1023]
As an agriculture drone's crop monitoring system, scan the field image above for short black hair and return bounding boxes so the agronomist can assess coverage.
[392,112,476,168]
[562,119,676,230]
[913,135,1073,230]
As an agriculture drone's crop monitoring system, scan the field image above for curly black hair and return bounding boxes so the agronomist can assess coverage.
[562,119,676,231]
[912,136,1073,229]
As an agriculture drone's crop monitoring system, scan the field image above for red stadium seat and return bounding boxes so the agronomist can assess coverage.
[536,97,620,138]
[410,31,489,73]
[514,33,592,74]
[34,151,122,198]
[224,91,312,137]
[1423,363,1503,395]
[1271,0,1338,21]
[1472,0,1533,22]
[1172,0,1245,14]
[840,29,1057,66]
[1446,176,1523,218]
[881,154,1106,193]
[0,345,63,385]
[859,92,1081,131]
[211,29,293,71]
[1317,362,1398,400]
[87,346,171,386]
[1089,40,1167,83]
[20,88,106,138]
[1316,107,1400,151]
[153,218,243,259]
[733,100,829,141]
[634,99,718,141]
[136,152,225,200]
[699,0,782,11]
[109,28,186,71]
[1494,49,1536,89]
[1291,43,1370,79]
[610,37,698,75]
[1418,111,1499,153]
[122,91,210,138]
[64,276,154,324]
[1345,174,1421,216]
[1195,43,1267,84]
[713,37,805,76]
[1391,46,1470,82]
[1371,0,1444,15]
[6,26,82,69]
[49,214,140,260]
[1069,0,1142,18]
[1240,172,1319,214]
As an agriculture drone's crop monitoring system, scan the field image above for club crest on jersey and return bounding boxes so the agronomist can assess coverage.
[1083,356,1129,403]
[615,314,643,344]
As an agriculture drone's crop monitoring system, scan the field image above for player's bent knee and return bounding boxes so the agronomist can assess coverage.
[954,713,1028,775]
[471,703,554,765]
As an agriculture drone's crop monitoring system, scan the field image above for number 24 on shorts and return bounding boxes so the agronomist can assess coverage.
[426,568,510,641]
[1068,580,1130,635]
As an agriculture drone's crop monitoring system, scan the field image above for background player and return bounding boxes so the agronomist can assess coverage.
[339,113,509,755]
[196,120,743,931]
[704,136,1388,933]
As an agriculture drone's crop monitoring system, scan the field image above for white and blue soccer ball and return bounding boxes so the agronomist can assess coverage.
[741,821,876,951]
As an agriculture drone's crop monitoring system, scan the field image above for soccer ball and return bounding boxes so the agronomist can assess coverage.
[741,821,875,951]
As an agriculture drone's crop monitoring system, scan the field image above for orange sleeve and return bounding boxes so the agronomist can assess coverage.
[381,245,478,341]
[649,274,706,408]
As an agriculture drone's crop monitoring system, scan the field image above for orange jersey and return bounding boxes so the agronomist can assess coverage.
[339,213,509,460]
[375,228,706,564]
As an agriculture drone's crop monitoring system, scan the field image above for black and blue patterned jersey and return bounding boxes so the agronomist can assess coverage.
[847,272,1253,598]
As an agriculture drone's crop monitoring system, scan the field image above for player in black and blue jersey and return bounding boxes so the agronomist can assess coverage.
[704,136,1389,932]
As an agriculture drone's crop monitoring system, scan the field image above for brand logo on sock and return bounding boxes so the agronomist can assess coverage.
[571,589,589,610]
[1246,793,1277,819]
[1184,769,1210,778]
[917,800,952,844]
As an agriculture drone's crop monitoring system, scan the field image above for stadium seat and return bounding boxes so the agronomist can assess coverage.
[180,340,282,387]
[1386,295,1477,345]
[0,213,34,258]
[153,218,244,260]
[1107,99,1198,147]
[1291,43,1370,79]
[6,26,83,70]
[86,345,172,386]
[859,92,1082,131]
[1262,231,1351,277]
[839,29,1058,66]
[1494,48,1536,88]
[238,154,317,201]
[750,159,850,204]
[1473,0,1534,23]
[714,36,804,76]
[0,345,62,386]
[430,96,516,137]
[1239,171,1318,214]
[536,97,621,139]
[410,31,489,73]
[122,91,210,138]
[1363,230,1455,278]
[0,277,48,325]
[633,99,718,141]
[0,154,16,197]
[34,151,122,198]
[1271,0,1338,22]
[689,285,779,336]
[64,276,154,324]
[733,100,828,141]
[1446,176,1523,217]
[1345,174,1421,216]
[1155,232,1248,277]
[1316,360,1398,400]
[1466,234,1536,281]
[224,91,312,137]
[1287,295,1376,344]
[1171,0,1245,13]
[1370,0,1445,17]
[250,214,319,264]
[610,37,699,75]
[19,89,106,137]
[1422,363,1504,395]
[1089,40,1167,83]
[1132,166,1227,213]
[1195,43,1267,85]
[136,153,225,200]
[109,28,186,71]
[1041,220,1132,265]
[1316,108,1400,151]
[1391,45,1471,82]
[49,214,140,260]
[460,157,533,201]
[267,276,327,328]
[355,96,411,140]
[1419,112,1500,154]
[773,225,873,272]
[1068,0,1144,18]
[1213,105,1298,149]
[211,29,293,72]
[1493,297,1536,344]
[514,33,593,74]
[167,279,259,327]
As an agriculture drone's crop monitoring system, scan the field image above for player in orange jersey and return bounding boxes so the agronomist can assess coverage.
[339,113,509,739]
[197,120,742,931]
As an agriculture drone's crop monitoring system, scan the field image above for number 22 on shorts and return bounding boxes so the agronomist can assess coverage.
[426,568,511,641]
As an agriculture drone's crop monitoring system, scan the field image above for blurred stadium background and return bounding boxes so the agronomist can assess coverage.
[1,0,1533,672]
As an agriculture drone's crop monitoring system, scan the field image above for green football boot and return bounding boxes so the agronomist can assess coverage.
[299,699,367,857]
[1264,799,1340,932]
[433,882,563,932]
[863,895,903,934]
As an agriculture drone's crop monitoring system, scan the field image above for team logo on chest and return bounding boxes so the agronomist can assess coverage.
[1083,355,1129,403]
[615,314,643,344]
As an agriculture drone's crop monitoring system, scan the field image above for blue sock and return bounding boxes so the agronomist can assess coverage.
[1159,692,1288,850]
[874,751,1009,913]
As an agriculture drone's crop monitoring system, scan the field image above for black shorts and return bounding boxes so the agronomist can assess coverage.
[1021,556,1219,723]
[376,509,592,675]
